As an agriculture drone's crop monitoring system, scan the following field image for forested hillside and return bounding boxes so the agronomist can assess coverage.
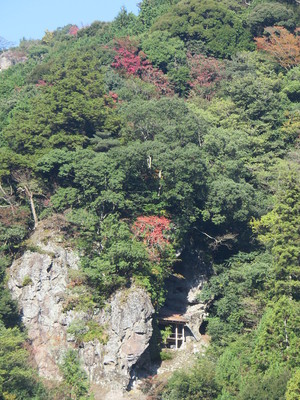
[0,0,299,398]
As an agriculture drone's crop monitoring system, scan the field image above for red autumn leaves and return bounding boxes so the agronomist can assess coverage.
[111,38,173,95]
[132,216,172,261]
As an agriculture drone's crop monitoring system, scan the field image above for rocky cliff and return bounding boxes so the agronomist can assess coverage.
[8,223,154,393]
[0,49,27,71]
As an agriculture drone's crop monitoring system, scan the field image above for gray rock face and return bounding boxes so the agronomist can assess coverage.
[8,224,154,391]
[8,241,76,379]
[0,50,27,71]
[84,288,154,390]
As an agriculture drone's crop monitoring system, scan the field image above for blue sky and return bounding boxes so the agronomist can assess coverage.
[1,0,139,45]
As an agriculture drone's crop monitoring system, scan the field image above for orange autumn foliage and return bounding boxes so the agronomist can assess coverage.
[255,26,300,70]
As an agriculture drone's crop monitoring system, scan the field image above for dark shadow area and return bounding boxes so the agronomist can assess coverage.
[199,320,208,335]
[159,249,209,320]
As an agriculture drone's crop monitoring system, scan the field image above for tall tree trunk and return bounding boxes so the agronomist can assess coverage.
[25,186,38,229]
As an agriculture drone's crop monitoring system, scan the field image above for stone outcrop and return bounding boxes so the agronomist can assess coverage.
[89,288,154,390]
[0,50,27,71]
[8,223,154,391]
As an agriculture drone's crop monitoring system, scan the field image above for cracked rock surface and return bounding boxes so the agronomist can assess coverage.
[8,223,154,391]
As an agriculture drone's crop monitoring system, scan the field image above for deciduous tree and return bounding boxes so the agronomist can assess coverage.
[255,26,300,70]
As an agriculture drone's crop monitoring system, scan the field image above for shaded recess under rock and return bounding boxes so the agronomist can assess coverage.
[158,251,209,342]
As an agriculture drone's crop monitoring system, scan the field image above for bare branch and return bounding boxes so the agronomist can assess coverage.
[0,184,16,213]
[199,230,238,250]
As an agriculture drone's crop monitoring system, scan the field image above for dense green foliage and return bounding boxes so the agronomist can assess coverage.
[151,0,255,58]
[0,0,299,397]
[59,350,92,399]
[0,326,48,400]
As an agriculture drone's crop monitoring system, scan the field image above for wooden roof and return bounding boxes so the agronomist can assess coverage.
[158,313,188,324]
